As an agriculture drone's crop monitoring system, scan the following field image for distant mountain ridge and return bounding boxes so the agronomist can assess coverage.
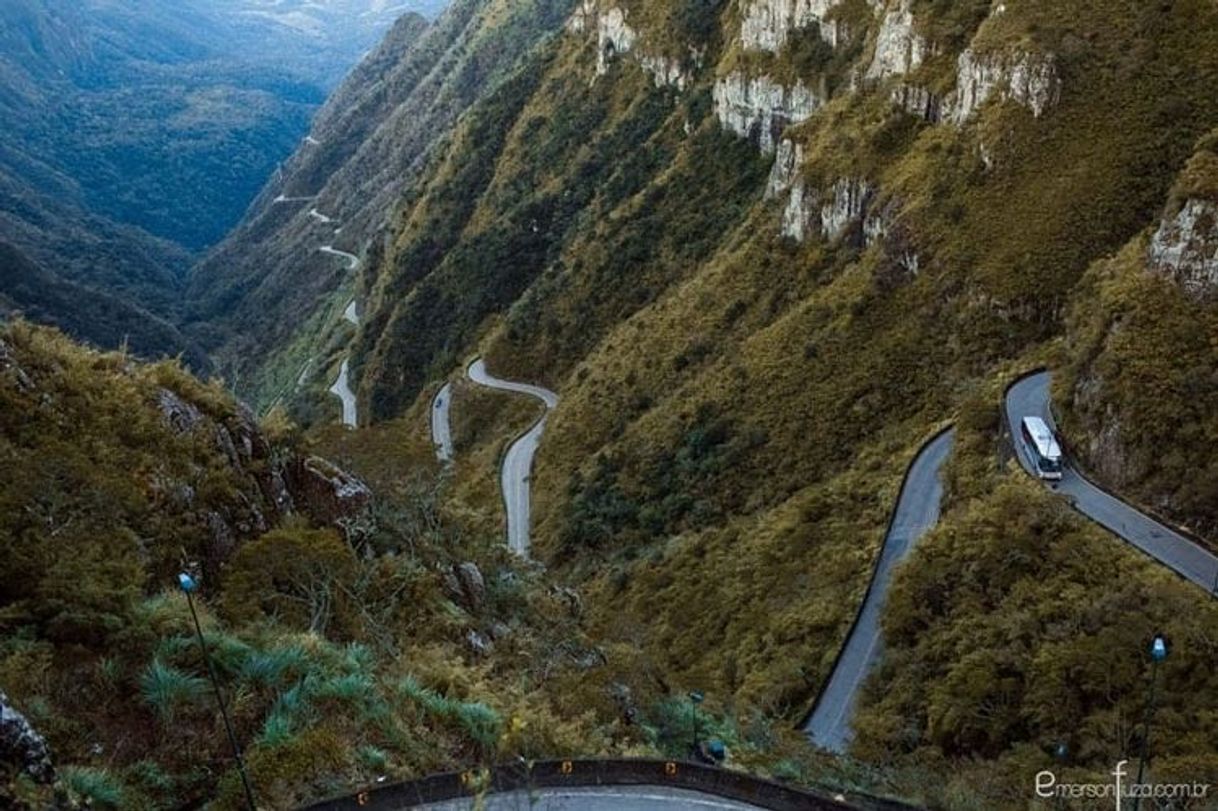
[0,0,447,363]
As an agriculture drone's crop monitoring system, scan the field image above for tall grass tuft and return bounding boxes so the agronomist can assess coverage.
[62,766,125,809]
[397,676,502,750]
[240,644,310,688]
[139,660,207,720]
[258,708,297,748]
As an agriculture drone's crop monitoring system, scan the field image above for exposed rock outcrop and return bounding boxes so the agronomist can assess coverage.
[444,561,487,612]
[1,690,54,784]
[945,48,1061,125]
[287,456,373,529]
[740,0,844,51]
[1148,198,1218,295]
[0,339,34,393]
[713,72,820,153]
[596,7,637,75]
[820,178,875,241]
[891,83,941,122]
[783,183,820,242]
[767,141,820,242]
[573,3,691,89]
[156,388,205,434]
[765,138,805,199]
[567,0,597,33]
[865,0,925,81]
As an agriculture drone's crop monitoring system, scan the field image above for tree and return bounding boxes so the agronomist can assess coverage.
[221,527,358,636]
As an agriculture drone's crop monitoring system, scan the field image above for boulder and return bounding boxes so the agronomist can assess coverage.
[287,456,373,528]
[456,562,486,612]
[0,690,54,784]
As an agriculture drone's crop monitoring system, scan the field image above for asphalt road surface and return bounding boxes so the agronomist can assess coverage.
[329,358,357,428]
[311,208,336,225]
[432,382,454,464]
[414,786,766,810]
[320,245,361,271]
[804,429,956,752]
[467,358,558,555]
[1005,372,1218,590]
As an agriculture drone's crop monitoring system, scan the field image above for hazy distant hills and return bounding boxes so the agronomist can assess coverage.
[0,0,444,362]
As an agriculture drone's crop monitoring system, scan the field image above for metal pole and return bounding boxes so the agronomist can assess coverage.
[691,701,698,757]
[184,588,258,810]
[1132,651,1163,811]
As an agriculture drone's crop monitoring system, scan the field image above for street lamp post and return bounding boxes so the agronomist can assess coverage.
[688,691,704,759]
[179,573,258,811]
[1132,634,1169,811]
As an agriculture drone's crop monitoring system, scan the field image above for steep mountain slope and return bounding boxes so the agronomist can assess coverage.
[0,0,440,362]
[1059,129,1218,539]
[0,321,619,809]
[185,0,1218,804]
[185,0,577,402]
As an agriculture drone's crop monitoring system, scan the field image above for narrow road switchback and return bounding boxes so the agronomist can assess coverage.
[431,383,454,464]
[320,245,361,271]
[804,429,956,752]
[467,358,558,555]
[329,359,357,428]
[1005,372,1218,589]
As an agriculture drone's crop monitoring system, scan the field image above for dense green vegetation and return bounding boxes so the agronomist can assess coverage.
[0,0,428,363]
[9,0,1218,807]
[847,392,1218,806]
[0,323,825,808]
[257,0,1218,807]
[1059,134,1218,539]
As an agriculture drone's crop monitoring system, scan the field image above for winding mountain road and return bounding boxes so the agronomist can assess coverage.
[1005,372,1218,590]
[329,359,357,428]
[804,429,956,752]
[431,382,454,464]
[467,359,558,555]
[343,300,359,325]
[274,194,316,204]
[320,245,361,271]
[310,208,336,225]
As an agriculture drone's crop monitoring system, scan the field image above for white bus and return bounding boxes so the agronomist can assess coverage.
[1021,416,1063,481]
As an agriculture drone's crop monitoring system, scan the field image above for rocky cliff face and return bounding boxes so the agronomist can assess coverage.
[569,2,692,89]
[1149,198,1218,295]
[740,0,844,51]
[865,0,924,80]
[1061,134,1218,537]
[713,72,820,153]
[945,47,1060,125]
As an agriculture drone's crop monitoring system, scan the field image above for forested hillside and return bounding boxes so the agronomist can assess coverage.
[186,0,576,405]
[209,0,1218,805]
[7,0,1218,807]
[0,322,652,809]
[0,0,439,362]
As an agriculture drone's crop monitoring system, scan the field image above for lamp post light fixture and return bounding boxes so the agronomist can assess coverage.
[1132,633,1170,811]
[688,691,705,758]
[179,572,258,811]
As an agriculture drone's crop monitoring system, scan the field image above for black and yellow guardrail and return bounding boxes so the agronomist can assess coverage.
[299,758,920,810]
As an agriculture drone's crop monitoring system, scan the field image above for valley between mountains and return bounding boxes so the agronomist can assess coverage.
[4,0,1218,809]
